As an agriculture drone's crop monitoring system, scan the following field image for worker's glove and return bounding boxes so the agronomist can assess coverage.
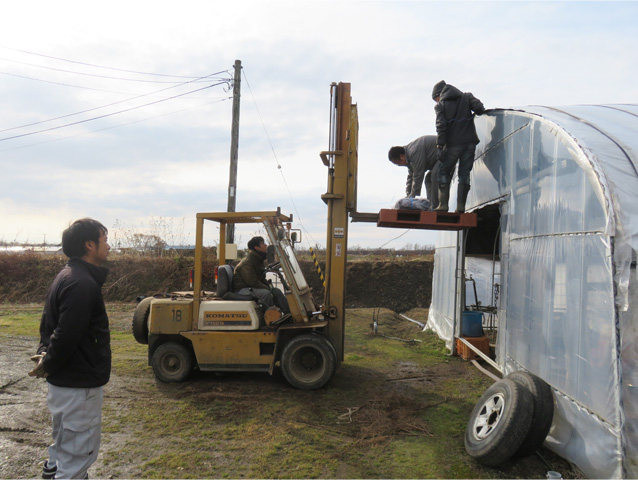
[28,353,48,378]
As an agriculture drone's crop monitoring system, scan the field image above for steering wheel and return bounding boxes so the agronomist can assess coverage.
[265,261,281,272]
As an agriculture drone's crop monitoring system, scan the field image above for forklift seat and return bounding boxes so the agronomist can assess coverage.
[216,264,255,301]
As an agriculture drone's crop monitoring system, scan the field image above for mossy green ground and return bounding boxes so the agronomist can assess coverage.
[0,304,574,479]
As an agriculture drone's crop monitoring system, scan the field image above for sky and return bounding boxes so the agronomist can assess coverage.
[0,0,637,251]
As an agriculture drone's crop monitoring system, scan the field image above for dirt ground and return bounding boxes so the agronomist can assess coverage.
[0,303,579,480]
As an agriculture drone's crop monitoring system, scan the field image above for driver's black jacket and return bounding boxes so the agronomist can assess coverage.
[232,250,270,291]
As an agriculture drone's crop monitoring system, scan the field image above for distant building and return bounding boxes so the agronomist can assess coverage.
[0,245,62,254]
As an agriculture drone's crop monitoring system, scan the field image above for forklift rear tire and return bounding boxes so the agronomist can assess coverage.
[151,342,193,383]
[281,334,336,390]
[132,297,153,345]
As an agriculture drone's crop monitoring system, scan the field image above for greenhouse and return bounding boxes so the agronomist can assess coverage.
[426,105,638,478]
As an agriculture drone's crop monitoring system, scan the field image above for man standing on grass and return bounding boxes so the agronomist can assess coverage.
[29,218,111,479]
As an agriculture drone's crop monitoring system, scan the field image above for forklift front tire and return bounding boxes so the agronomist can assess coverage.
[151,342,193,383]
[281,334,336,390]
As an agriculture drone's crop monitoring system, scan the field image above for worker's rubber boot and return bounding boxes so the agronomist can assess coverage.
[455,183,470,213]
[435,184,450,212]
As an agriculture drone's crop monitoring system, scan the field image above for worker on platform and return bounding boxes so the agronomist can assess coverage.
[388,135,440,208]
[431,80,486,213]
[232,236,290,315]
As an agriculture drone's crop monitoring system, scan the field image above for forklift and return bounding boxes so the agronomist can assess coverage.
[131,82,358,390]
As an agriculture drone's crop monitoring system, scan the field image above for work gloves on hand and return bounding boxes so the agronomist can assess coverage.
[28,353,48,378]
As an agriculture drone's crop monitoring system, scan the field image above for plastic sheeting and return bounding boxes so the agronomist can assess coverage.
[428,235,457,350]
[426,105,638,478]
[620,264,638,477]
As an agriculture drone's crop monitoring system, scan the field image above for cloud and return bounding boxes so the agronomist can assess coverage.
[0,1,636,249]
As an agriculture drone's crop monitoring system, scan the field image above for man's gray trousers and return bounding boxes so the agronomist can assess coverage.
[46,384,103,479]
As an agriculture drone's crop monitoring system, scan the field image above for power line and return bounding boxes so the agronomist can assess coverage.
[242,69,411,252]
[0,45,223,80]
[0,81,227,143]
[0,55,225,84]
[0,73,231,134]
[378,230,411,249]
[0,97,231,153]
[242,69,323,249]
[0,70,189,96]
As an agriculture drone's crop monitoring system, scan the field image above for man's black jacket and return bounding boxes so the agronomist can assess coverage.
[232,250,269,291]
[37,258,111,388]
[434,83,485,147]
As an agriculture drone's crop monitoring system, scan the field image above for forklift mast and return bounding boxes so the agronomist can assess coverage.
[320,82,358,363]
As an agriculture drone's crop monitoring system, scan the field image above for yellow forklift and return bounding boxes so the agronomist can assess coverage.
[132,82,358,390]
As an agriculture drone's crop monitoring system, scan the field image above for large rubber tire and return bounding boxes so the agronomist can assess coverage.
[151,342,193,383]
[132,297,153,345]
[281,334,337,390]
[465,378,534,467]
[507,371,554,457]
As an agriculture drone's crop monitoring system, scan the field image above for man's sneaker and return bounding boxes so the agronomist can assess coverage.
[42,460,57,479]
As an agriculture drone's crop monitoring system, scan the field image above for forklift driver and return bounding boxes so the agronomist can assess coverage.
[232,236,291,315]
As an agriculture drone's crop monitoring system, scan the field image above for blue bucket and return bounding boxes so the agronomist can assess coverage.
[461,311,484,337]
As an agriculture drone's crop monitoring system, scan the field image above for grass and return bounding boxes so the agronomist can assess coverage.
[0,304,42,336]
[0,303,566,479]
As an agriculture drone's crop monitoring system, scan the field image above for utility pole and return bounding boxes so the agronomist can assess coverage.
[226,59,241,245]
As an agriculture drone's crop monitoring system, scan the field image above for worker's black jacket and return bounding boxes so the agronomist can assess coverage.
[232,250,270,291]
[37,258,111,388]
[434,84,485,147]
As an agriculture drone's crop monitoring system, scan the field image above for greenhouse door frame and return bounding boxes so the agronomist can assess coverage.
[454,203,503,371]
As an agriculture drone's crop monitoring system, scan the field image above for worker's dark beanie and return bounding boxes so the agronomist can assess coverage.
[432,80,446,100]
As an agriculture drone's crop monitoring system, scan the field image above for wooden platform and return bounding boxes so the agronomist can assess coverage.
[377,209,477,231]
[456,336,491,360]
